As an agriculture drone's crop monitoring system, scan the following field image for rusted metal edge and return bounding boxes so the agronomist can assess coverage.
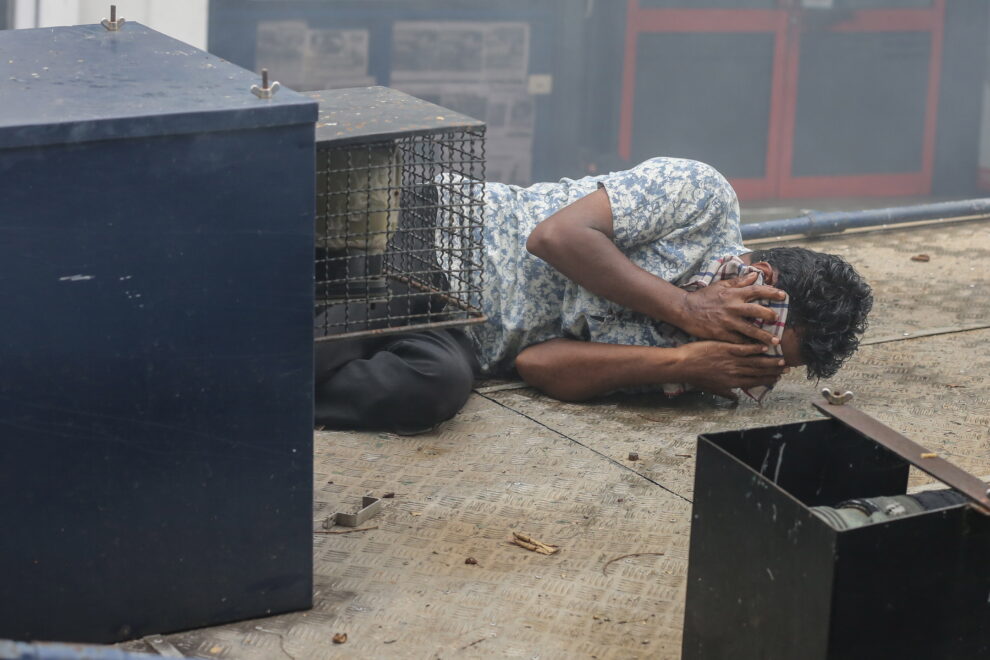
[315,315,486,342]
[813,399,990,515]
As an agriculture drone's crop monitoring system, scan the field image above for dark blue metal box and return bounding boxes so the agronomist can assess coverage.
[0,23,317,642]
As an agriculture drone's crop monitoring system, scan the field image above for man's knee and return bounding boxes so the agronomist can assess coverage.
[384,332,476,433]
[314,330,476,434]
[395,363,473,433]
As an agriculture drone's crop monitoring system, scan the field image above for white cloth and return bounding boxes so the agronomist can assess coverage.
[661,255,789,403]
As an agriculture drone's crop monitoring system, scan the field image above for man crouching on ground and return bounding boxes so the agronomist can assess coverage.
[513,158,873,401]
[315,158,873,433]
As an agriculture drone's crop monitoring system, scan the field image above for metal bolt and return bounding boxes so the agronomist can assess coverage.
[250,69,281,99]
[821,387,853,405]
[101,4,124,31]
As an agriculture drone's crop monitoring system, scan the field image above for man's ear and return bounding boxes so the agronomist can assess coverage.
[751,261,775,285]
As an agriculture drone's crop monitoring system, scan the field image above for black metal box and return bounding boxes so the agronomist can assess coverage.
[683,398,990,660]
[0,22,317,642]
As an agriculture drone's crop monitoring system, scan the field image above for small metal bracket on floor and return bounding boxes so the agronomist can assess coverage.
[324,495,382,528]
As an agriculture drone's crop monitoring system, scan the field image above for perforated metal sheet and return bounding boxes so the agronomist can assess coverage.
[117,221,989,659]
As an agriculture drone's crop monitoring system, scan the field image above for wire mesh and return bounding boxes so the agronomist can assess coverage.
[314,127,486,341]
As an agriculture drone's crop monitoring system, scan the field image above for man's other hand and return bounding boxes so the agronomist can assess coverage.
[675,341,788,400]
[677,271,786,346]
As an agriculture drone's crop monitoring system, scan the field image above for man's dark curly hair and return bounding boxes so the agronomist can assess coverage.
[748,246,873,379]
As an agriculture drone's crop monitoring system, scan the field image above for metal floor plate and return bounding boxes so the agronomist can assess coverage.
[118,221,990,659]
[124,395,693,659]
[490,326,990,501]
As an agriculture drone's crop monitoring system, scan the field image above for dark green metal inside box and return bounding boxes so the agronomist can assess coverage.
[683,417,990,660]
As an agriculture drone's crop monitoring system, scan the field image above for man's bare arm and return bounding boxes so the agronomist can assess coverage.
[515,338,787,402]
[525,188,785,345]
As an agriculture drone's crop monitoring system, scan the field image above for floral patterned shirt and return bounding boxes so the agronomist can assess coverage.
[465,157,746,376]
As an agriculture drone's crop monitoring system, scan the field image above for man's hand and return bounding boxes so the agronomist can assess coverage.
[674,341,788,400]
[677,271,786,346]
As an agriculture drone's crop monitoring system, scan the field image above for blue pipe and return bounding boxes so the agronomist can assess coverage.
[0,640,180,660]
[740,197,990,241]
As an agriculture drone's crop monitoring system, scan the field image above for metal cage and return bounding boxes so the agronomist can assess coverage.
[307,87,486,341]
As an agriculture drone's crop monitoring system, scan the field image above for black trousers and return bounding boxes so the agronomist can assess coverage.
[314,329,480,435]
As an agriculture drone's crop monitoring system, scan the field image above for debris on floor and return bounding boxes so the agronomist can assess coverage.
[911,253,931,262]
[603,552,666,575]
[510,532,560,555]
[460,637,490,651]
[314,525,378,535]
[332,633,347,645]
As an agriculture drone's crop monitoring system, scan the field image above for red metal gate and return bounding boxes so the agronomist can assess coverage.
[619,0,946,200]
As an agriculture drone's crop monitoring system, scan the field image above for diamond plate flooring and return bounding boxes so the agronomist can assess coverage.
[120,221,990,659]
